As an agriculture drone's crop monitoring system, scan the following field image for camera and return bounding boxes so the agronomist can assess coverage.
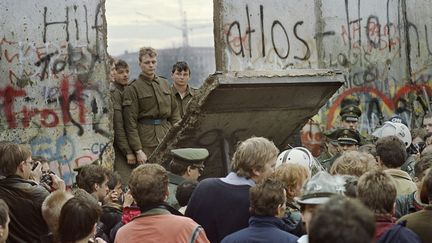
[40,172,54,187]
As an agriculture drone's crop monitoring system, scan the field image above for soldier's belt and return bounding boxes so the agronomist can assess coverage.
[138,118,167,125]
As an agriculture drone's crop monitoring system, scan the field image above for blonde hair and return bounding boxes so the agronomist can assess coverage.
[273,163,310,199]
[330,151,378,177]
[42,191,74,235]
[231,137,279,178]
[139,47,157,62]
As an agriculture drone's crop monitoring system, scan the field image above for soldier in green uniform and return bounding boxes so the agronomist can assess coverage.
[318,128,340,163]
[171,61,197,118]
[123,47,181,164]
[111,59,136,183]
[321,128,361,171]
[166,148,209,209]
[340,105,362,131]
[339,105,372,145]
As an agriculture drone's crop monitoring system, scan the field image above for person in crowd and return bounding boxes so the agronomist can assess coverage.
[176,180,198,214]
[100,172,124,242]
[308,196,375,243]
[408,128,427,156]
[273,163,310,237]
[41,191,74,242]
[58,197,105,243]
[376,136,417,196]
[296,171,345,243]
[341,175,359,198]
[186,137,279,243]
[321,128,361,170]
[423,112,432,133]
[115,164,209,242]
[0,142,64,242]
[111,59,137,184]
[167,148,209,209]
[329,150,378,177]
[358,143,377,157]
[318,129,340,164]
[357,170,421,242]
[122,47,181,164]
[76,164,111,203]
[398,168,432,242]
[275,147,323,175]
[339,105,362,131]
[221,178,298,243]
[171,61,197,117]
[395,154,432,218]
[0,199,10,243]
[373,121,415,177]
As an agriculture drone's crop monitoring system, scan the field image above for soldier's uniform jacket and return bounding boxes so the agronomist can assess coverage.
[167,172,185,210]
[111,82,133,156]
[123,74,181,151]
[171,85,197,117]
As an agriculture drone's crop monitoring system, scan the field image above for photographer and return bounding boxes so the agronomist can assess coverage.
[0,142,65,242]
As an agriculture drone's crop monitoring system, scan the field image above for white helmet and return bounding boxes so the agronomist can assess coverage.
[372,121,412,148]
[276,147,313,169]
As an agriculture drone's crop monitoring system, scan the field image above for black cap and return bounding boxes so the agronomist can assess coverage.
[337,129,361,145]
[340,105,362,122]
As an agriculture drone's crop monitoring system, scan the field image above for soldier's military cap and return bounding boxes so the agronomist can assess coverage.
[340,105,362,122]
[337,128,361,145]
[323,128,340,145]
[171,148,209,165]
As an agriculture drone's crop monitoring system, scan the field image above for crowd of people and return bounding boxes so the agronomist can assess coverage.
[0,46,432,243]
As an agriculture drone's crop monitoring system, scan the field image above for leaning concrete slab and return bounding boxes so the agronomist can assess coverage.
[149,70,343,178]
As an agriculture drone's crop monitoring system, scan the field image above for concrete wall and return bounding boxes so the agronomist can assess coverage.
[215,0,432,134]
[0,0,111,185]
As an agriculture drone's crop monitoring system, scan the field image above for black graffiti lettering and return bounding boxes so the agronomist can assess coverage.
[35,51,58,81]
[245,5,255,58]
[271,20,290,59]
[366,16,381,49]
[407,23,420,57]
[337,53,349,67]
[260,5,265,57]
[293,21,311,61]
[43,6,69,43]
[227,21,245,57]
[84,5,90,44]
[52,59,66,74]
[425,25,432,56]
[73,5,80,41]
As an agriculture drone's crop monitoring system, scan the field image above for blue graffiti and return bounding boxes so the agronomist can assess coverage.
[30,135,76,165]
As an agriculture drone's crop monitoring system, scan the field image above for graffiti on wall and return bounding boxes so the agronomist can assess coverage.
[0,1,111,185]
[217,0,432,133]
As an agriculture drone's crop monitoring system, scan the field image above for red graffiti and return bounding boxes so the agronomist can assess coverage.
[326,84,432,129]
[0,78,86,129]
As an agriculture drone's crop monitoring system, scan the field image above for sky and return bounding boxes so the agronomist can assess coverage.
[105,0,214,56]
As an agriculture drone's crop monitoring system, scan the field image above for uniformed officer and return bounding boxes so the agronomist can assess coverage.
[337,128,361,153]
[321,128,361,171]
[111,59,136,184]
[340,105,362,130]
[123,47,181,164]
[171,61,197,118]
[166,148,209,209]
[318,128,340,163]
